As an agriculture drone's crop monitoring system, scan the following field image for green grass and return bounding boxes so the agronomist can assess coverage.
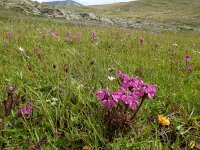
[91,0,200,23]
[0,8,200,149]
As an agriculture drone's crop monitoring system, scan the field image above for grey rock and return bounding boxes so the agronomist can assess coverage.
[179,26,194,31]
[100,17,113,25]
[79,12,99,20]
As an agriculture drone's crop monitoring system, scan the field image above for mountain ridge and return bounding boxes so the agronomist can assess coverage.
[44,0,83,7]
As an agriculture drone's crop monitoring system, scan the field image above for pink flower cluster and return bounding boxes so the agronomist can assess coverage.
[65,31,81,42]
[184,54,193,72]
[66,31,81,39]
[91,31,97,42]
[96,71,157,109]
[21,104,34,115]
[66,31,72,38]
[76,33,81,39]
[48,29,59,37]
[6,32,13,38]
[140,37,145,44]
[184,55,191,62]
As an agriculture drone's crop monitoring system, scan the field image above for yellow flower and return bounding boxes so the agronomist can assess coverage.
[189,141,195,149]
[83,145,92,150]
[158,115,170,126]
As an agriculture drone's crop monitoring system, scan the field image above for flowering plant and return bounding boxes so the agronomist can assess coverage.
[96,71,157,131]
[91,31,97,42]
[184,54,193,72]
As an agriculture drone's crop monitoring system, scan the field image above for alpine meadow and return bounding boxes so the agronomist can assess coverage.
[0,0,200,149]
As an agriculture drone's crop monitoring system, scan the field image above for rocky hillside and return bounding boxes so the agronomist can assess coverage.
[1,0,200,32]
[0,0,114,25]
[44,0,83,7]
[92,0,200,21]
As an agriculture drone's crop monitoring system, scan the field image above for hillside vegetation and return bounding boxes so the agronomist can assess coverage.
[92,0,200,19]
[0,3,200,150]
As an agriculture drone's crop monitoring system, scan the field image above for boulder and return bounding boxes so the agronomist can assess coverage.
[100,17,113,25]
[179,26,194,31]
[79,12,99,20]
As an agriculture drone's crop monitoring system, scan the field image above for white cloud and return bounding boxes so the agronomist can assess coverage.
[33,0,135,6]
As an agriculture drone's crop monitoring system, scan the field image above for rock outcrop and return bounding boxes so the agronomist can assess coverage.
[1,0,199,32]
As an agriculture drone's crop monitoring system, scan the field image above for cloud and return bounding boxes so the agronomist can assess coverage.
[33,0,134,6]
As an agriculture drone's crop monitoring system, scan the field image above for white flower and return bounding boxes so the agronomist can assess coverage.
[46,97,58,105]
[19,47,25,52]
[19,47,30,59]
[77,84,84,89]
[192,49,200,54]
[52,97,58,102]
[172,43,178,47]
[108,76,115,81]
[51,101,57,106]
[46,99,51,103]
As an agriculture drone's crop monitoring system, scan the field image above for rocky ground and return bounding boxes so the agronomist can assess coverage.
[1,0,200,32]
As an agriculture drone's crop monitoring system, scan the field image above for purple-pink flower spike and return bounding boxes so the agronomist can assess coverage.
[184,55,191,62]
[187,65,193,72]
[96,87,118,108]
[96,71,157,110]
[96,71,157,129]
[119,86,139,109]
[66,31,72,37]
[48,30,58,37]
[21,105,34,115]
[91,31,97,42]
[7,32,13,38]
[140,37,145,44]
[144,84,157,99]
[76,33,81,39]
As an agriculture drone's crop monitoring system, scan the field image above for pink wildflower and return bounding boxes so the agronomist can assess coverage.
[21,105,34,115]
[118,73,144,92]
[184,55,191,62]
[140,37,145,44]
[117,71,130,85]
[66,31,72,37]
[52,32,58,37]
[91,31,97,42]
[117,72,157,99]
[96,87,120,108]
[48,30,58,37]
[6,32,13,38]
[97,71,157,109]
[76,33,81,39]
[119,87,139,109]
[187,65,193,72]
[144,84,157,99]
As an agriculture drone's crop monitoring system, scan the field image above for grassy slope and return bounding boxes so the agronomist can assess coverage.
[0,7,200,149]
[90,0,200,29]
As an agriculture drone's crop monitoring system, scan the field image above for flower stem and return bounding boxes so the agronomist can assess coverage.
[107,108,111,128]
[122,108,128,129]
[130,97,145,121]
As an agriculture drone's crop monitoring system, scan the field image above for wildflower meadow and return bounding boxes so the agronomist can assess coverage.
[0,9,200,149]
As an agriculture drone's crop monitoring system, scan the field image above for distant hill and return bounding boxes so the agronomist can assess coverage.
[91,0,200,20]
[44,0,83,7]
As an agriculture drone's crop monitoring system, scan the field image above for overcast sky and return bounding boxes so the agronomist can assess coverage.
[33,0,135,6]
